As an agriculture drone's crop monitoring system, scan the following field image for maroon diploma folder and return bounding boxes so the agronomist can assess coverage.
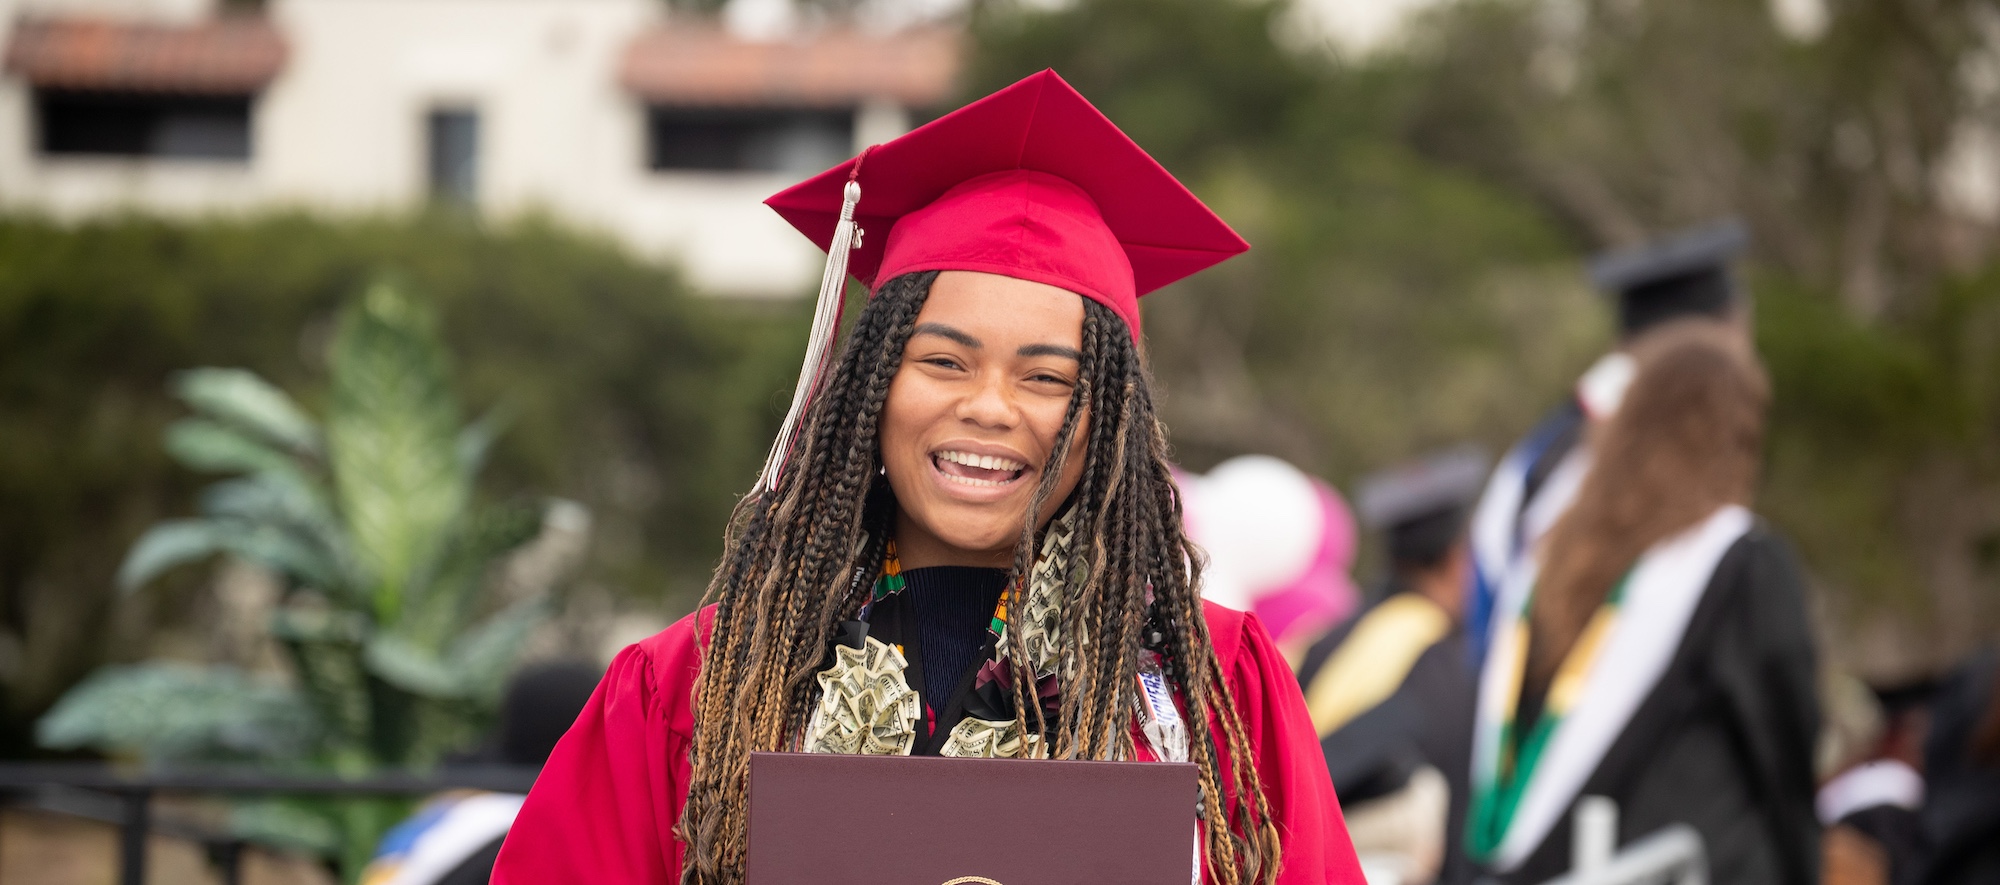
[746,751,1199,885]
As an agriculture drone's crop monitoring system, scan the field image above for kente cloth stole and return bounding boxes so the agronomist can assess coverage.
[1466,572,1632,860]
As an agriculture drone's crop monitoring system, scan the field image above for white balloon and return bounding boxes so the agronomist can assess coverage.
[1186,455,1324,596]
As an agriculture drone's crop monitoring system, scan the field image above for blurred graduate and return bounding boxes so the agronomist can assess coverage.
[491,71,1362,884]
[1905,647,2000,884]
[1466,222,1752,650]
[1463,312,1820,884]
[1294,447,1486,884]
[360,662,601,885]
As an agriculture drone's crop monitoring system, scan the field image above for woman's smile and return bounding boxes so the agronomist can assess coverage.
[930,445,1031,491]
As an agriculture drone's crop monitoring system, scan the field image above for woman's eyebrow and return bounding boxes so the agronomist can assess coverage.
[912,322,980,348]
[1018,343,1083,361]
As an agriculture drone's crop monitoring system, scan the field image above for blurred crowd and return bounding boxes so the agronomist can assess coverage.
[1215,223,2000,885]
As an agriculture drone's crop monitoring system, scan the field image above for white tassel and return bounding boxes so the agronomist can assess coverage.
[755,178,863,495]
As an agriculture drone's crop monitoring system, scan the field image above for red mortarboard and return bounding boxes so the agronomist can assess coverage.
[765,68,1248,338]
[753,69,1247,493]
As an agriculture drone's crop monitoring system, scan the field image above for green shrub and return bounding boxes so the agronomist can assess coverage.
[0,211,806,755]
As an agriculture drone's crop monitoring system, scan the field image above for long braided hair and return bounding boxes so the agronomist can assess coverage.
[1528,318,1767,691]
[677,271,1281,885]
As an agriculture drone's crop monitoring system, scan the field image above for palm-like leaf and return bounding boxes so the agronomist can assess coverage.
[118,519,228,592]
[199,477,344,555]
[167,418,311,482]
[37,663,319,762]
[73,279,581,875]
[198,477,357,601]
[455,407,508,479]
[131,411,350,594]
[118,516,343,594]
[270,606,373,751]
[173,367,323,457]
[216,520,348,592]
[446,597,550,705]
[362,597,547,703]
[398,501,545,652]
[361,634,462,698]
[326,282,468,625]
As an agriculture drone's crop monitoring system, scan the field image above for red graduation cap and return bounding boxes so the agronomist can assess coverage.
[766,68,1248,337]
[753,69,1248,492]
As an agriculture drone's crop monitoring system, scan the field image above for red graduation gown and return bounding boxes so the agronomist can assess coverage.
[492,600,1363,884]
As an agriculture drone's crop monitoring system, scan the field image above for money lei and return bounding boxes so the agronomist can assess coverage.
[803,509,1077,758]
[801,637,921,755]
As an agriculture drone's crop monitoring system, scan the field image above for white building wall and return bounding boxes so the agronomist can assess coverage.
[258,0,825,295]
[0,0,853,296]
[0,0,267,220]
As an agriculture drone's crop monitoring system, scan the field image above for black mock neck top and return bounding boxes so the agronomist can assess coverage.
[901,566,1008,715]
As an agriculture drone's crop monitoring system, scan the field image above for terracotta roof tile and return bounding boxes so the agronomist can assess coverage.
[620,26,959,108]
[4,16,287,95]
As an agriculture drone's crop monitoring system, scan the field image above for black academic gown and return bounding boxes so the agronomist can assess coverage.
[1471,526,1821,885]
[1298,591,1480,885]
[1296,593,1476,807]
[1906,645,2000,885]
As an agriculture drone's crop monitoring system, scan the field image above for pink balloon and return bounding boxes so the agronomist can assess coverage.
[1248,480,1358,646]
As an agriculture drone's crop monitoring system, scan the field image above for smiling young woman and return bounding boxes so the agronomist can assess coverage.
[491,71,1362,885]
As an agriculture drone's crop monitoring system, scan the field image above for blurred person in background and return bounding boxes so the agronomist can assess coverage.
[1294,447,1486,885]
[1464,319,1820,885]
[1467,222,1752,654]
[360,660,601,885]
[492,71,1362,885]
[1904,647,2000,885]
[1816,677,1933,885]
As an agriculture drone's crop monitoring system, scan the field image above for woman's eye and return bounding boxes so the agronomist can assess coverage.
[1030,373,1075,386]
[922,357,963,370]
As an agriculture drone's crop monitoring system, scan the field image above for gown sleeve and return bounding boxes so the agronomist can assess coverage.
[1219,605,1367,884]
[1703,529,1821,885]
[493,618,701,884]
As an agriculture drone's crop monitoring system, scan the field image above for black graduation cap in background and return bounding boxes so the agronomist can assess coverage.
[1589,219,1749,337]
[1356,446,1489,570]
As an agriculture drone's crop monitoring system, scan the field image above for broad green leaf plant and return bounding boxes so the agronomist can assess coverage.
[38,281,564,877]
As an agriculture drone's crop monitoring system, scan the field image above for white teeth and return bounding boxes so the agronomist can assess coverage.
[935,450,1026,472]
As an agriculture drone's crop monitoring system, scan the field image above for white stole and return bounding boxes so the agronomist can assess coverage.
[1472,504,1752,871]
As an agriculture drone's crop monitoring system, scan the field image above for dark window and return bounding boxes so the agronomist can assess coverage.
[646,106,853,174]
[427,108,480,206]
[36,90,252,160]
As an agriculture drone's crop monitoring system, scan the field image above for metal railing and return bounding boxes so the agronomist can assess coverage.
[0,761,540,885]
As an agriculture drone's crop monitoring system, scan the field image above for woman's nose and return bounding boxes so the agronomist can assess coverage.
[955,371,1019,429]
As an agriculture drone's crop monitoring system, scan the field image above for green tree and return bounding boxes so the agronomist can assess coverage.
[968,0,1600,485]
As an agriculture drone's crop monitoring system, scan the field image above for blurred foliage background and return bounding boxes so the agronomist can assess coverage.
[0,213,803,758]
[3,0,1999,774]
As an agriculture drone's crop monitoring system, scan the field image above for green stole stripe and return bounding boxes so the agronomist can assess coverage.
[1466,572,1632,862]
